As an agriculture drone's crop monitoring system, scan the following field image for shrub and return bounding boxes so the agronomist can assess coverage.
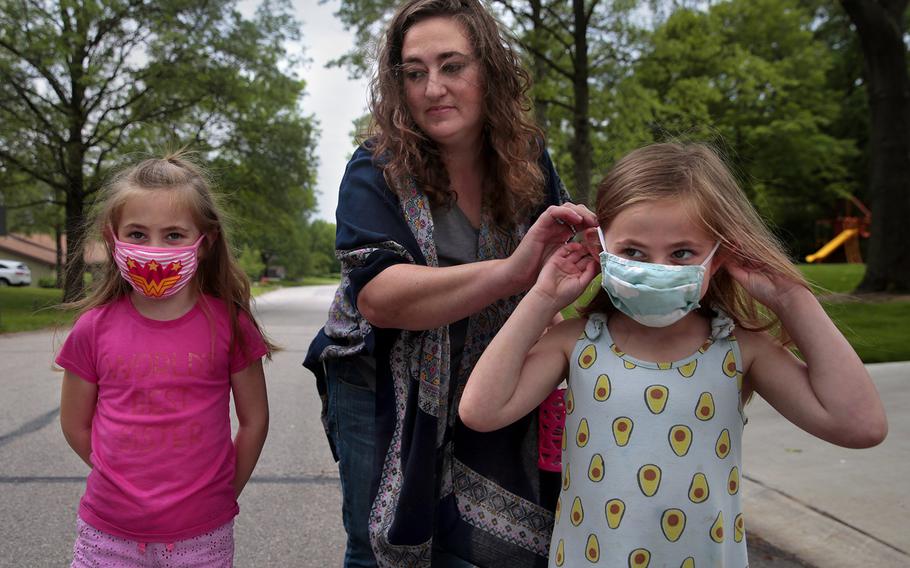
[237,245,265,282]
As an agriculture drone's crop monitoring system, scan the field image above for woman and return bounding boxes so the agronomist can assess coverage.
[304,1,595,566]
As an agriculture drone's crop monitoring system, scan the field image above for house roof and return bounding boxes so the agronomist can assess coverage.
[0,233,107,267]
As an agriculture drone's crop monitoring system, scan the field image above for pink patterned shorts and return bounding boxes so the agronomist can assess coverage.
[71,518,234,568]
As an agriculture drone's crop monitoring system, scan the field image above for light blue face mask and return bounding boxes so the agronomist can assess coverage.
[596,227,721,328]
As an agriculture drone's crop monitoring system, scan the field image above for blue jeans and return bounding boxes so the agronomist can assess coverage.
[325,358,377,568]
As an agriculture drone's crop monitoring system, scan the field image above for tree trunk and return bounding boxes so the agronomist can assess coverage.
[570,0,592,205]
[63,191,86,302]
[528,0,549,131]
[62,10,89,303]
[261,251,273,281]
[55,223,64,288]
[841,0,910,292]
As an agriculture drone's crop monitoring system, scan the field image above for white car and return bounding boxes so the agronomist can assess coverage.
[0,259,32,286]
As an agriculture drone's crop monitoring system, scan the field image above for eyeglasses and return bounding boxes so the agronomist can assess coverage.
[396,55,477,85]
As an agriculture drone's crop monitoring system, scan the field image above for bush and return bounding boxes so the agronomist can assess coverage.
[38,277,58,288]
[237,245,265,282]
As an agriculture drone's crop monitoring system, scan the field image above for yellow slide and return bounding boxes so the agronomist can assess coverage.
[805,229,859,263]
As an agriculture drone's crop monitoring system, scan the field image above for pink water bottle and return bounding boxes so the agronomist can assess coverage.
[538,388,566,472]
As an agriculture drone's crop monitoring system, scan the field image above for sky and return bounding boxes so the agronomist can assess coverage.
[288,1,371,222]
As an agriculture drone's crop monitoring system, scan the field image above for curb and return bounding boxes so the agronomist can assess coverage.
[743,478,910,568]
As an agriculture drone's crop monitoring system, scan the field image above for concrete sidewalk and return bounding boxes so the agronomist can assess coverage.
[742,361,909,567]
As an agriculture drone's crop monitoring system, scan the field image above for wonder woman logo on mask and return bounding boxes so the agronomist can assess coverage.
[123,257,184,298]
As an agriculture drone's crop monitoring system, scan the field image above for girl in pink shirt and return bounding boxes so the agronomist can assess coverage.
[56,151,272,567]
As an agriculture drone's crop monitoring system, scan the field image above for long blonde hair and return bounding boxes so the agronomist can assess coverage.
[583,142,809,340]
[368,0,545,227]
[70,150,274,356]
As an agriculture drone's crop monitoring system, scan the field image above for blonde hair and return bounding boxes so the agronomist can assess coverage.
[583,142,809,340]
[70,150,274,356]
[367,0,545,227]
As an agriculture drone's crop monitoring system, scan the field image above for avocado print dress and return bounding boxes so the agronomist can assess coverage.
[550,311,748,568]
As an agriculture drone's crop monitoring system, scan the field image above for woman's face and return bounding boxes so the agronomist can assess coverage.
[401,16,485,151]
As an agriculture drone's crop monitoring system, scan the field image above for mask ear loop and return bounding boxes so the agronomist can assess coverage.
[596,227,608,253]
[701,241,722,267]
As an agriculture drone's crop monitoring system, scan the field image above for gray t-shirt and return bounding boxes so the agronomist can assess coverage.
[431,202,479,376]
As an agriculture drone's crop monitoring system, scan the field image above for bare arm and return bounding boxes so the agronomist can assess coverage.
[230,360,269,498]
[358,204,597,330]
[60,370,97,468]
[731,266,887,448]
[360,260,515,330]
[460,244,599,431]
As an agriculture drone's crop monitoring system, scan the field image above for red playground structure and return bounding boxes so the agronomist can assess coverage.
[805,195,871,264]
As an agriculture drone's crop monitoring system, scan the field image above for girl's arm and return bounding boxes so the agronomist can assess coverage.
[730,265,887,448]
[359,204,597,331]
[230,359,269,498]
[460,244,598,432]
[60,371,97,468]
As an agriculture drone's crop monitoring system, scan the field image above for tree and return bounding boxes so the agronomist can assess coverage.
[210,81,320,280]
[490,0,645,204]
[306,218,340,275]
[839,0,910,292]
[0,0,315,300]
[801,1,870,202]
[614,0,857,254]
[329,0,399,77]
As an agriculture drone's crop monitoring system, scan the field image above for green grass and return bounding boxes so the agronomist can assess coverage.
[821,299,910,363]
[298,275,340,285]
[797,263,866,294]
[796,264,910,361]
[250,276,339,297]
[0,287,73,333]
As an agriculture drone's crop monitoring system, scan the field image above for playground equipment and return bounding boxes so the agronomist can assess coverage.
[805,195,871,264]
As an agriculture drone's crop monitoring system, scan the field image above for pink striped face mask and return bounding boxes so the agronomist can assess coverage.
[112,235,204,299]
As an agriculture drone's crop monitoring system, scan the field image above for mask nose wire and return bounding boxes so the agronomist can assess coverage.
[596,227,608,253]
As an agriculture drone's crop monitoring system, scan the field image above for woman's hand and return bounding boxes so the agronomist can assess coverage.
[532,243,599,311]
[508,204,599,291]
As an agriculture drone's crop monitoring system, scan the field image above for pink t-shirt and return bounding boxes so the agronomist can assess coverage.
[56,294,268,542]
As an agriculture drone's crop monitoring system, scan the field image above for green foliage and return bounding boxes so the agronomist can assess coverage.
[492,0,649,204]
[37,277,58,289]
[602,0,857,255]
[0,0,318,299]
[801,1,869,204]
[305,219,340,276]
[798,263,866,295]
[821,300,910,363]
[237,245,266,282]
[0,287,71,333]
[213,103,320,279]
[327,0,400,77]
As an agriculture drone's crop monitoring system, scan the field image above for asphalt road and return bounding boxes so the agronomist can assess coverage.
[0,285,809,567]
